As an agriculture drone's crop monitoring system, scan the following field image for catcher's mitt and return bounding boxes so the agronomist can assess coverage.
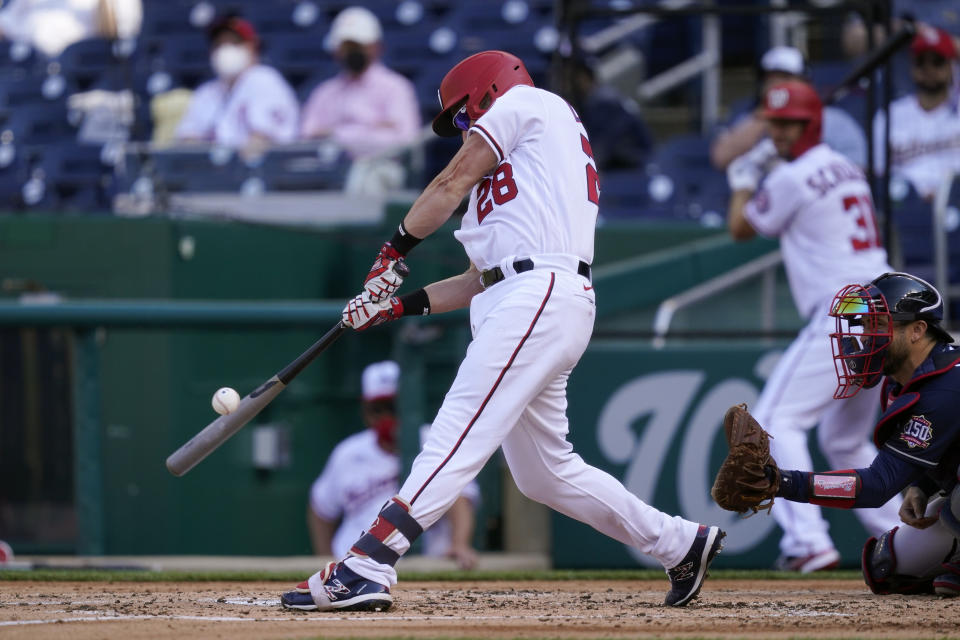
[711,403,780,515]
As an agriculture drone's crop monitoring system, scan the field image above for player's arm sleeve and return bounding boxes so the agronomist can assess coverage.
[775,449,923,508]
[470,88,539,163]
[244,74,299,143]
[852,449,925,507]
[742,169,805,237]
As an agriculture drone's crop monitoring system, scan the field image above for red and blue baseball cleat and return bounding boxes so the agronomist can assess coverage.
[663,525,725,606]
[281,561,393,612]
[934,562,960,598]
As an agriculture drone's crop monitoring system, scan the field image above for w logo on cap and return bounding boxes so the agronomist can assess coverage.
[767,88,790,109]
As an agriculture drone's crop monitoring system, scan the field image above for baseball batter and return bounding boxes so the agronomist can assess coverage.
[727,80,900,571]
[281,50,724,612]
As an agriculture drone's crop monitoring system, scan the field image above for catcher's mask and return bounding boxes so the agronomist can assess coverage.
[829,272,953,398]
[431,50,533,137]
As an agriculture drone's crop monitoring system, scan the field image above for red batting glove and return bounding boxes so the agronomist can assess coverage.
[364,242,407,303]
[342,292,404,331]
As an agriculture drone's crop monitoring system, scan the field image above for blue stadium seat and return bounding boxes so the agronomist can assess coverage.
[120,148,248,193]
[246,147,350,191]
[0,145,29,209]
[0,40,40,79]
[140,33,212,89]
[3,102,75,145]
[645,134,729,222]
[39,143,112,211]
[140,4,204,38]
[57,38,138,92]
[261,33,331,89]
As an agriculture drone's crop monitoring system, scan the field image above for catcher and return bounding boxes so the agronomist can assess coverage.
[713,272,960,596]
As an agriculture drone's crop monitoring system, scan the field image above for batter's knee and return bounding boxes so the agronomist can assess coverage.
[861,527,934,595]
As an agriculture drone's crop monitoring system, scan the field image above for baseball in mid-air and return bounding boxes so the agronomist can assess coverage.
[212,387,241,415]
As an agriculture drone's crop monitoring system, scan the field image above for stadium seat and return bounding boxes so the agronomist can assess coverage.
[140,3,206,38]
[246,147,350,191]
[140,33,211,90]
[644,134,729,222]
[39,143,113,211]
[3,102,76,145]
[261,33,331,90]
[119,148,249,194]
[57,38,138,92]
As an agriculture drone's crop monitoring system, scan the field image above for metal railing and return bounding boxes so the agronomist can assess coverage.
[651,249,783,348]
[933,171,959,328]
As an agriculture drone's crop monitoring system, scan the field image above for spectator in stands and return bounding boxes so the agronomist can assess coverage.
[566,57,653,171]
[0,0,142,57]
[711,46,867,169]
[174,15,299,157]
[307,361,480,570]
[872,26,960,201]
[299,6,420,193]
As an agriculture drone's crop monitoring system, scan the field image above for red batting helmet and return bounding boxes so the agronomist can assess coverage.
[431,50,534,137]
[762,80,823,159]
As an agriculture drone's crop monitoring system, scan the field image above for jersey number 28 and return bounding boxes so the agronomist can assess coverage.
[476,106,601,223]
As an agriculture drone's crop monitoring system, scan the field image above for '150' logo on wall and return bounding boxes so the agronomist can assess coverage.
[595,370,776,565]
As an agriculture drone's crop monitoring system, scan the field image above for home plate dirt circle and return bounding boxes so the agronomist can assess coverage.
[0,579,957,639]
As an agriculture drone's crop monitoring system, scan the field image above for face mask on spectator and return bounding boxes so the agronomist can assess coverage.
[211,44,252,79]
[343,49,370,74]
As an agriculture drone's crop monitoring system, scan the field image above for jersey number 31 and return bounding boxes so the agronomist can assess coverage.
[843,194,882,251]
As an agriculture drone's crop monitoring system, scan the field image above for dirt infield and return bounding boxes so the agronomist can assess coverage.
[1,579,958,639]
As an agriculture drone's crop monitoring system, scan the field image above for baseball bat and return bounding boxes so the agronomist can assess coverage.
[825,22,917,105]
[165,321,346,477]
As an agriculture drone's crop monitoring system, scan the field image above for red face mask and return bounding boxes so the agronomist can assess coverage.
[372,415,398,450]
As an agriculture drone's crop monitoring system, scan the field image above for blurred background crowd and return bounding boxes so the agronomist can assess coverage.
[0,0,955,221]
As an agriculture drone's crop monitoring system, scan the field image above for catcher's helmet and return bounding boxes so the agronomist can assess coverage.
[762,80,822,159]
[829,272,953,398]
[431,50,534,137]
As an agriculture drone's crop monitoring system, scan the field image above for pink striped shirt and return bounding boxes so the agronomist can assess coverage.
[299,61,421,159]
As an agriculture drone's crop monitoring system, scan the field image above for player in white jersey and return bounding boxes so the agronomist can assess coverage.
[281,50,725,612]
[727,80,901,572]
[308,361,479,568]
[871,26,960,200]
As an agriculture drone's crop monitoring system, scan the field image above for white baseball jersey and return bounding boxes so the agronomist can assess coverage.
[338,81,706,592]
[872,94,960,199]
[310,429,479,559]
[454,85,598,271]
[745,143,892,318]
[175,64,299,148]
[745,143,900,559]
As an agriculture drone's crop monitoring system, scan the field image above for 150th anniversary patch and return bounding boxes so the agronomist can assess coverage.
[900,415,933,449]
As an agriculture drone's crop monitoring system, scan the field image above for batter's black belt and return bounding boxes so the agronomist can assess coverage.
[480,258,592,288]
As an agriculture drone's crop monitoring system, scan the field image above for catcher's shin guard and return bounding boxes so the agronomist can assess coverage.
[861,528,934,595]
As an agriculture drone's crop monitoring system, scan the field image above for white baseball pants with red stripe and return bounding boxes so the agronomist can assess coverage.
[756,306,901,559]
[346,267,700,587]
